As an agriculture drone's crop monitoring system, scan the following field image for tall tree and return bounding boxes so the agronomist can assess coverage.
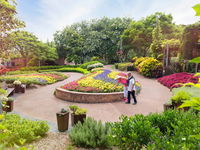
[149,20,163,58]
[0,0,24,52]
[122,12,175,58]
[54,27,83,64]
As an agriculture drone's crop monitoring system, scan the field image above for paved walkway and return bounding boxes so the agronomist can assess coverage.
[14,69,171,124]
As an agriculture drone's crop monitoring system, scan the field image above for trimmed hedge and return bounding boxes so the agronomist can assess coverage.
[80,61,101,69]
[39,67,90,74]
[20,65,80,71]
[115,62,134,71]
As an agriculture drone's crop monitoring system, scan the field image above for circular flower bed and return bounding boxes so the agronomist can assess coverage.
[62,69,126,93]
[55,69,141,103]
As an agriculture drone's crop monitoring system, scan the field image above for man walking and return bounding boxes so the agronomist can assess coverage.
[126,72,137,104]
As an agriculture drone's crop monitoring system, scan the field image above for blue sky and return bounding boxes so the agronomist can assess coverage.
[16,0,199,41]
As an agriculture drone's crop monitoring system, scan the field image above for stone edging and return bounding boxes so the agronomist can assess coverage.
[55,88,123,103]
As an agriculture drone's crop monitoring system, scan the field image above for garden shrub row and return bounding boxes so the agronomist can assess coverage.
[115,62,134,71]
[69,110,200,149]
[80,61,102,69]
[39,67,90,74]
[20,65,80,71]
[87,62,104,71]
[0,114,49,147]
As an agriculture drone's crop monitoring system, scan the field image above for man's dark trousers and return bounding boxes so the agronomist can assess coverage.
[127,90,137,104]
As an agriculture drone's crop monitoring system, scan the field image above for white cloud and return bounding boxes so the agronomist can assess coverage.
[27,0,106,41]
[19,0,199,41]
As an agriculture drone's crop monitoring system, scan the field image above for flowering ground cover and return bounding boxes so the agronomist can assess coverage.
[0,72,67,85]
[62,69,141,93]
[157,72,199,89]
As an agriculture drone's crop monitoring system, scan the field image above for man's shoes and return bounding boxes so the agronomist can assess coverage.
[132,102,137,105]
[125,102,130,104]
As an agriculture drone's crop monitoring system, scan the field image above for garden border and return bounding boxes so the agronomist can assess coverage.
[55,88,123,103]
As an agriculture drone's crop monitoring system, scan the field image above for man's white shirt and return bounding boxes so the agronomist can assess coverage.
[128,78,135,91]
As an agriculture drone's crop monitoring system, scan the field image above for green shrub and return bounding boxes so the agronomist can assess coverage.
[6,71,38,75]
[111,110,200,150]
[87,63,104,71]
[0,114,49,146]
[117,62,133,71]
[133,57,147,68]
[69,117,112,148]
[20,65,80,71]
[171,90,191,103]
[138,57,162,78]
[111,115,160,150]
[172,87,200,98]
[80,61,101,69]
[114,63,119,69]
[39,68,89,74]
[179,97,200,111]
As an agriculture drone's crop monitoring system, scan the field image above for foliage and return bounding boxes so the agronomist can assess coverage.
[20,65,80,71]
[133,57,147,68]
[111,115,160,150]
[190,57,200,64]
[171,90,191,103]
[39,68,89,75]
[6,71,38,75]
[0,72,67,85]
[0,114,49,146]
[193,3,200,16]
[172,86,200,98]
[149,20,163,58]
[0,88,7,95]
[181,22,200,59]
[54,27,83,64]
[111,110,200,150]
[122,12,175,57]
[74,108,87,115]
[69,117,112,148]
[138,57,163,78]
[9,31,58,66]
[117,62,133,71]
[54,17,132,63]
[0,0,24,52]
[80,61,101,69]
[179,97,200,111]
[69,105,79,113]
[87,63,104,71]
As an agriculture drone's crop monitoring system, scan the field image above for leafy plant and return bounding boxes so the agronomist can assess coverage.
[80,61,101,69]
[0,114,49,146]
[0,88,7,95]
[69,105,79,113]
[75,108,87,115]
[87,63,104,71]
[138,57,163,78]
[69,117,112,148]
[179,97,200,111]
[111,115,160,150]
[171,90,191,103]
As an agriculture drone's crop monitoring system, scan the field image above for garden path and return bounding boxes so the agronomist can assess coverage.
[14,68,172,124]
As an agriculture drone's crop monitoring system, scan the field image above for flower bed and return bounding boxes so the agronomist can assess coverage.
[62,69,124,93]
[157,72,199,88]
[0,72,67,85]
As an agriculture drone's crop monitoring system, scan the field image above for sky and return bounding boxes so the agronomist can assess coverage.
[16,0,199,41]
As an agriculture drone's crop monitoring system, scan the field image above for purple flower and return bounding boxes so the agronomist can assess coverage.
[94,69,117,84]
